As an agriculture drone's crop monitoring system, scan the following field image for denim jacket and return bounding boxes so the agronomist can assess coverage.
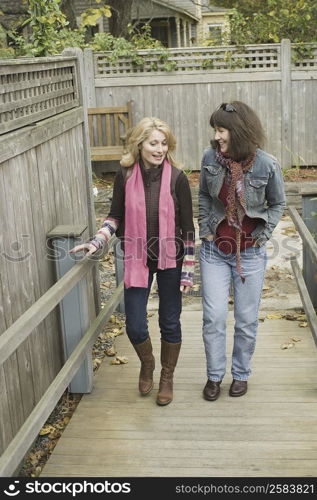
[198,147,286,245]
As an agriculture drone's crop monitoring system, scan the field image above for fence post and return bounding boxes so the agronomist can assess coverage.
[47,225,93,393]
[83,48,97,107]
[280,38,292,170]
[62,47,101,315]
[301,191,317,308]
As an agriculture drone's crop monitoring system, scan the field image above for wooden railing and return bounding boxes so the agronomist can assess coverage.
[288,205,317,346]
[0,235,123,477]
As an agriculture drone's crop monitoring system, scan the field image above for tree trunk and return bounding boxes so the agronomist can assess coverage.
[60,0,77,30]
[107,0,134,39]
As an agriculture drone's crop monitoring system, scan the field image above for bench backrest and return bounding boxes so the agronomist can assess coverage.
[87,101,133,148]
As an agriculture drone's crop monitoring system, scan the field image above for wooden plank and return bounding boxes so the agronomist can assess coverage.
[97,115,103,146]
[114,114,120,144]
[83,49,96,107]
[94,72,282,88]
[105,114,111,145]
[0,276,14,453]
[0,165,25,439]
[1,154,35,419]
[12,150,51,404]
[87,107,130,114]
[90,147,123,161]
[0,56,76,71]
[26,147,60,382]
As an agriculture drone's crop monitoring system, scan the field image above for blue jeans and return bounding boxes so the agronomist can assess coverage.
[124,266,182,345]
[200,241,267,381]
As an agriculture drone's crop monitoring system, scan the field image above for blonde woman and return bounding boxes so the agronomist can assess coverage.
[71,117,195,406]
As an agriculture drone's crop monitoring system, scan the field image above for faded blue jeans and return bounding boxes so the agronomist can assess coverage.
[200,240,267,382]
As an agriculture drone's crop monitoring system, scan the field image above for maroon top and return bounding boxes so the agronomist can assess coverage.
[215,179,260,254]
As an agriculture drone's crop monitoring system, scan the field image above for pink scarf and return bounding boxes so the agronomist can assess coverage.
[124,160,176,288]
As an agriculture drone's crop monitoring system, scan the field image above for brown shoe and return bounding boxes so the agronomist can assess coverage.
[229,379,247,397]
[132,338,155,395]
[203,380,221,401]
[156,340,181,406]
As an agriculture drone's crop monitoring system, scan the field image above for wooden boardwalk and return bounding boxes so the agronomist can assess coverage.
[41,310,317,477]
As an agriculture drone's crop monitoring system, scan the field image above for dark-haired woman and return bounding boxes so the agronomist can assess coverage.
[199,101,285,401]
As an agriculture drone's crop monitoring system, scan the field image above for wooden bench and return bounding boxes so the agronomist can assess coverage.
[87,101,133,162]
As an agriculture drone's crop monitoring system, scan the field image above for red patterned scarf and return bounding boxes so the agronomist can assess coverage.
[216,149,255,281]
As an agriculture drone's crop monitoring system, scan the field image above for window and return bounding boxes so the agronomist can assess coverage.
[207,24,223,44]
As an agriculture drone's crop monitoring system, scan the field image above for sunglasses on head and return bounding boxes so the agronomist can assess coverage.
[220,103,236,112]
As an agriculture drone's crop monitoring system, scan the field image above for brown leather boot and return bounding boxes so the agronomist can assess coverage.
[156,340,181,406]
[132,338,155,395]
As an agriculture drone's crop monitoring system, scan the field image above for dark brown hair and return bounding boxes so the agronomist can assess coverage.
[209,101,266,161]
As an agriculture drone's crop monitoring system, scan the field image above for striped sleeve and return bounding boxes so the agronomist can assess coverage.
[90,217,119,250]
[180,240,195,288]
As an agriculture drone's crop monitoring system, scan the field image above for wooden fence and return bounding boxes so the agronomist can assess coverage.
[83,39,317,171]
[0,50,99,462]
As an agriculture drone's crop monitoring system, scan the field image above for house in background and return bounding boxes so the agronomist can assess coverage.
[73,0,229,48]
[130,0,229,47]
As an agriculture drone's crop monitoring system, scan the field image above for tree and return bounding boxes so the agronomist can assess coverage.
[107,0,134,39]
[210,0,317,44]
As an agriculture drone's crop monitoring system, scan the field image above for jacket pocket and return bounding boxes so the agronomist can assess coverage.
[247,177,268,206]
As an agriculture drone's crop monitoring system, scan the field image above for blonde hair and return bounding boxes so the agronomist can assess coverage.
[120,117,178,167]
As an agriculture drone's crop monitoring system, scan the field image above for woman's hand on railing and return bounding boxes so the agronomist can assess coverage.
[69,243,98,257]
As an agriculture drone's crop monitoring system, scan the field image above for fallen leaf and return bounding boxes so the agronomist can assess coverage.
[284,313,298,321]
[280,342,294,349]
[105,346,116,356]
[39,425,55,436]
[291,336,302,342]
[100,282,111,289]
[93,358,102,370]
[267,313,284,319]
[111,356,128,365]
[297,314,307,321]
[299,322,308,327]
